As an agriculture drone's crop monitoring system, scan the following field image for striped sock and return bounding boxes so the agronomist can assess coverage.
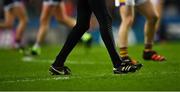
[119,47,128,57]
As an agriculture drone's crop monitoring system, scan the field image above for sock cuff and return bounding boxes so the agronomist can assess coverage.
[145,44,153,50]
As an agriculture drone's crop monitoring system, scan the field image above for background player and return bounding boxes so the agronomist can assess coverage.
[151,0,165,42]
[0,0,28,50]
[151,0,163,32]
[118,0,166,63]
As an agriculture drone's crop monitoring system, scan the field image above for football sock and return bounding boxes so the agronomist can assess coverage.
[14,39,21,48]
[144,44,153,51]
[119,47,128,57]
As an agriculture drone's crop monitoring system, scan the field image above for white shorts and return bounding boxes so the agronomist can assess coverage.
[150,0,159,5]
[4,1,22,11]
[43,0,61,6]
[126,0,148,6]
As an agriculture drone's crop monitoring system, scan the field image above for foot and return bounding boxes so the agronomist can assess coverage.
[143,50,166,61]
[14,43,25,54]
[113,61,143,74]
[49,65,71,75]
[31,45,41,56]
[81,33,93,47]
[121,56,138,65]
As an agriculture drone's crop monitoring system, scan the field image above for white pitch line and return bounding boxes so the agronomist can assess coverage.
[22,57,109,65]
[1,74,109,84]
[137,71,179,75]
[1,77,71,83]
[1,71,179,84]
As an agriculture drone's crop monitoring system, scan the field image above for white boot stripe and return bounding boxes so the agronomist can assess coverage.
[51,66,65,75]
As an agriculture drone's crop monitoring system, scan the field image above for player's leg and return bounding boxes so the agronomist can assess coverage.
[136,0,165,61]
[36,5,54,44]
[31,3,55,55]
[151,0,163,32]
[50,0,92,75]
[136,0,157,50]
[54,1,76,28]
[89,0,142,71]
[12,2,28,49]
[151,0,165,42]
[118,3,137,64]
[0,8,15,30]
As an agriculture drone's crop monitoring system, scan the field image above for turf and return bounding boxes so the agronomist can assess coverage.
[0,42,180,91]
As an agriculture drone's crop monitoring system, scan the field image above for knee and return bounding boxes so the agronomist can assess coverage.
[122,16,134,27]
[20,17,28,25]
[146,14,158,24]
[40,17,49,25]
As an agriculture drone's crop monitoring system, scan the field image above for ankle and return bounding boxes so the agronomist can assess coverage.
[34,42,40,48]
[119,47,128,57]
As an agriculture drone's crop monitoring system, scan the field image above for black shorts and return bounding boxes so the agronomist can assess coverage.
[3,0,22,11]
[43,0,62,6]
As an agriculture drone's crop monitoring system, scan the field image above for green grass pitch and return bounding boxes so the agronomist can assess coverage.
[0,42,180,91]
